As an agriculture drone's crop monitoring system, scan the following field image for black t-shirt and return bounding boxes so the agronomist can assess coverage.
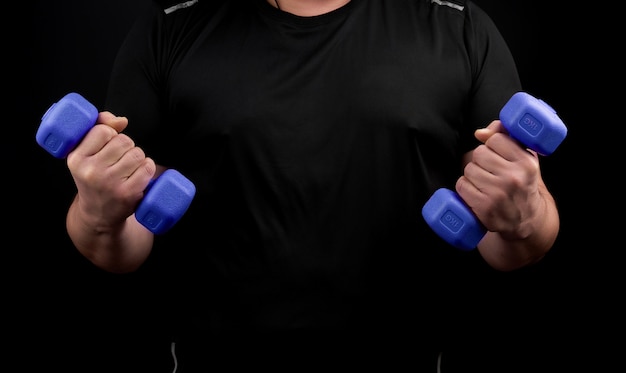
[105,0,521,341]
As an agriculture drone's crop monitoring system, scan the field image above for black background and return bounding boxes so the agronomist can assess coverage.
[11,0,620,371]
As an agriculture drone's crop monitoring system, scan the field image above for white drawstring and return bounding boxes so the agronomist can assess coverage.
[437,351,443,373]
[170,342,178,373]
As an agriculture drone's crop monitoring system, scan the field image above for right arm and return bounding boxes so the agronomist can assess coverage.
[65,111,159,274]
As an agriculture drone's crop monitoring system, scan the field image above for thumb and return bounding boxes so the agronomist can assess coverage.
[97,111,128,133]
[474,119,507,143]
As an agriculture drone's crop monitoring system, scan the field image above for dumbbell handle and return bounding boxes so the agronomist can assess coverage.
[421,91,567,250]
[36,92,195,234]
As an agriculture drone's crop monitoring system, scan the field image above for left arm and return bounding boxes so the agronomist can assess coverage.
[457,120,560,271]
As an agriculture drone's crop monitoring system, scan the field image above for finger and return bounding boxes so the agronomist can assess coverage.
[482,132,530,162]
[114,157,157,200]
[94,133,137,168]
[470,142,513,177]
[127,157,157,191]
[70,124,119,158]
[455,174,490,214]
[108,146,150,182]
[462,157,502,192]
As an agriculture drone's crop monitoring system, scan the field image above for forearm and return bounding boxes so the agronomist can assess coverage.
[477,184,560,272]
[66,194,154,274]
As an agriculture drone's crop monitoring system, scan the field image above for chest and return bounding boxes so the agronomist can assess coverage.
[169,13,471,130]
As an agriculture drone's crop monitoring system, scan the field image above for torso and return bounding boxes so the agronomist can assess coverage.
[107,0,521,331]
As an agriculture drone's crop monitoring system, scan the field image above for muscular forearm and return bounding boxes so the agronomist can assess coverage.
[477,184,560,272]
[66,194,154,274]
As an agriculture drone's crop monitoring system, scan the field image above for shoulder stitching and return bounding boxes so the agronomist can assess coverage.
[430,0,465,11]
[164,0,199,15]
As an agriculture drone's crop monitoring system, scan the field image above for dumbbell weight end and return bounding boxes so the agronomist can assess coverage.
[422,188,486,251]
[36,92,98,159]
[136,169,196,235]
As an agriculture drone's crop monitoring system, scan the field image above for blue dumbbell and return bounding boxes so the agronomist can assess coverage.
[421,91,567,250]
[36,92,196,234]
